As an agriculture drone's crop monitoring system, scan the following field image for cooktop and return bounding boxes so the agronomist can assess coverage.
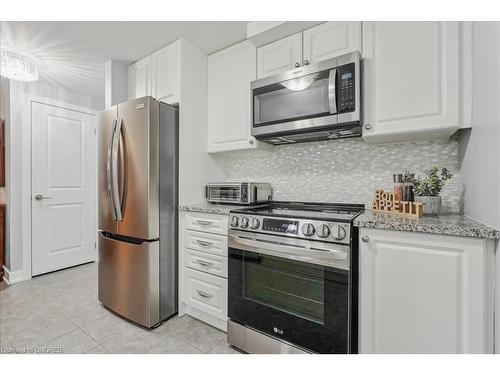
[230,201,365,222]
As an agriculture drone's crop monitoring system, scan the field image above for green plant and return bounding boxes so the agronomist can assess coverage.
[403,170,415,184]
[413,167,453,197]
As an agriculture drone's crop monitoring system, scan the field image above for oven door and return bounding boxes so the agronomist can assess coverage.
[228,230,351,354]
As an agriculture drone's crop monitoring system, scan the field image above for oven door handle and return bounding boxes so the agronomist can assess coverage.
[229,233,349,269]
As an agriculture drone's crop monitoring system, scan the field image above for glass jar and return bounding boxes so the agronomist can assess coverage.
[404,173,415,202]
[393,174,404,201]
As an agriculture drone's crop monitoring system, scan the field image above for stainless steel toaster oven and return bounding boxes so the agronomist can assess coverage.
[205,182,272,205]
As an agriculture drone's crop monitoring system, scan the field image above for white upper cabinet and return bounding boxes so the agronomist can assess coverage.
[359,228,495,354]
[257,22,361,79]
[128,41,180,104]
[151,41,180,105]
[128,56,152,99]
[257,33,302,79]
[362,22,460,143]
[208,40,259,153]
[303,22,361,64]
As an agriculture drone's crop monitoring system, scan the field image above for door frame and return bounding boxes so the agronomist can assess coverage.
[22,95,98,280]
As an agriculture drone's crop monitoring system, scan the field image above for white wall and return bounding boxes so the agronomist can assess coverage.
[3,79,102,276]
[458,21,500,352]
[105,60,129,109]
[178,38,226,205]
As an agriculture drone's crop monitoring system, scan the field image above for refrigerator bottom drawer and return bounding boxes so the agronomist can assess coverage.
[98,233,160,327]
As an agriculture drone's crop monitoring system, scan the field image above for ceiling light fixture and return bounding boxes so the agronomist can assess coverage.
[0,50,38,82]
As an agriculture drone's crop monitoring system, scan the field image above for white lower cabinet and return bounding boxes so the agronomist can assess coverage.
[186,249,228,278]
[179,211,229,332]
[358,228,495,353]
[183,268,227,321]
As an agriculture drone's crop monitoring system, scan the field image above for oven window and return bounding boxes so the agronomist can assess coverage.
[253,70,331,126]
[243,253,325,324]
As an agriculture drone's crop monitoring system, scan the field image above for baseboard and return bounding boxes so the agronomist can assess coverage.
[2,266,25,285]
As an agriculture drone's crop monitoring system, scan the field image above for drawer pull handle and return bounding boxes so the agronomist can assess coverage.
[195,259,214,267]
[197,290,213,298]
[196,220,213,226]
[197,240,213,246]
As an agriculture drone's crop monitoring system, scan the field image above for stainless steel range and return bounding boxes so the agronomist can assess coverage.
[227,201,364,354]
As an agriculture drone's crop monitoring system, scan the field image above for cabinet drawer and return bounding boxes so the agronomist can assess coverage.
[186,249,227,278]
[184,268,227,320]
[185,230,228,257]
[184,212,229,235]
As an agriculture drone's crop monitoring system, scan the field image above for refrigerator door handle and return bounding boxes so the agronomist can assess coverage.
[111,117,123,221]
[107,118,118,220]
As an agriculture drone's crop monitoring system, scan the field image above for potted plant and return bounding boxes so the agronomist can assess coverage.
[412,167,453,215]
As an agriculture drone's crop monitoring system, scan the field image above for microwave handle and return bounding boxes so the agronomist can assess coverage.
[328,68,337,115]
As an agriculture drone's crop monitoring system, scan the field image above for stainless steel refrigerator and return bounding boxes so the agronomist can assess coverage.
[97,96,178,328]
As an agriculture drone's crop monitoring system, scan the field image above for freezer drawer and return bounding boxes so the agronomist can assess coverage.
[98,233,159,327]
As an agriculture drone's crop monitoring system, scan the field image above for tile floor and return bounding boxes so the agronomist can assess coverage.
[0,262,240,354]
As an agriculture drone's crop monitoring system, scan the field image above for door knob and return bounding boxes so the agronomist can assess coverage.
[303,59,310,65]
[35,194,51,201]
[364,124,372,130]
[361,235,370,243]
[294,62,301,68]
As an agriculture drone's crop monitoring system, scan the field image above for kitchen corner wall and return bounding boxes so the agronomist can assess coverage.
[214,137,460,212]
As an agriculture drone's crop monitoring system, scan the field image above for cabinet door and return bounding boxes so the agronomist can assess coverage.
[257,33,302,79]
[303,21,361,64]
[152,42,180,105]
[358,228,494,354]
[362,22,459,143]
[208,40,258,153]
[128,56,152,99]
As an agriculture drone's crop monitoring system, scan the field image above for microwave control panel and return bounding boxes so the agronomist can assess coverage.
[338,63,355,113]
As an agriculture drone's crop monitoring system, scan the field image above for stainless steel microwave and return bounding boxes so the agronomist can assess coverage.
[251,51,361,145]
[205,182,272,205]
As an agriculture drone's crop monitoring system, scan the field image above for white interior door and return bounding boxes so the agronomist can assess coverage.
[32,101,96,276]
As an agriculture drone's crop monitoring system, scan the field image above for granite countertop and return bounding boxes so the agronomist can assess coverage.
[179,203,248,215]
[354,210,500,240]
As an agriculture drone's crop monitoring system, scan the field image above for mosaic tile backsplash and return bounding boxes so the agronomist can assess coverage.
[215,138,460,213]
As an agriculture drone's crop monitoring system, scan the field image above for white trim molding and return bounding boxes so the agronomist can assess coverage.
[2,266,25,285]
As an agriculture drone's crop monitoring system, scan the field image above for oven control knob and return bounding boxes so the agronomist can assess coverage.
[331,225,347,240]
[241,217,249,228]
[301,223,315,236]
[250,218,260,229]
[230,216,239,227]
[316,224,330,238]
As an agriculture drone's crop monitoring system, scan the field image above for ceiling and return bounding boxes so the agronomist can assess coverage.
[0,21,249,104]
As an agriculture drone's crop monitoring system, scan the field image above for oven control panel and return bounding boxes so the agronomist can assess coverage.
[262,218,299,234]
[229,214,351,244]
